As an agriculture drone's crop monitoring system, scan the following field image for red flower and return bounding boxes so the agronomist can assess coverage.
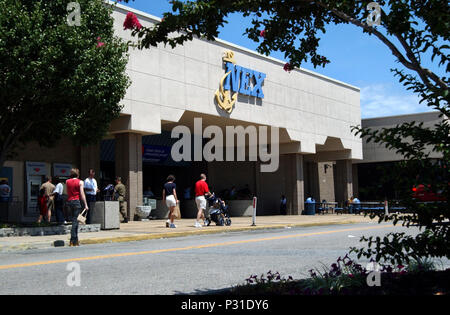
[259,29,266,37]
[124,12,142,30]
[96,36,105,48]
[283,62,294,72]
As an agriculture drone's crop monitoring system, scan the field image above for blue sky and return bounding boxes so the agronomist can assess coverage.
[121,0,438,119]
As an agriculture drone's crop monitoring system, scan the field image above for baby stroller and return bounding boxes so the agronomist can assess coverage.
[204,193,231,226]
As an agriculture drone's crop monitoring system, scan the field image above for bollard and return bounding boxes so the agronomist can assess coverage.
[384,200,389,216]
[251,197,257,226]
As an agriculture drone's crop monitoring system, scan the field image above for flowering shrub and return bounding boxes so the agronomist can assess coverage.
[245,271,293,285]
[299,254,418,295]
[283,62,294,72]
[231,255,441,295]
[96,37,105,48]
[123,12,142,30]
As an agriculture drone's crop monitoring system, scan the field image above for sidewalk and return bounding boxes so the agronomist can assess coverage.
[0,214,376,252]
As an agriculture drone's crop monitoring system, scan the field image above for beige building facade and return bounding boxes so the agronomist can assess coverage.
[354,111,446,200]
[1,3,363,222]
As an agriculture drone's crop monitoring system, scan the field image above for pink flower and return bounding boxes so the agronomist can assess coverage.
[259,29,266,37]
[124,12,142,30]
[283,62,294,72]
[96,36,105,48]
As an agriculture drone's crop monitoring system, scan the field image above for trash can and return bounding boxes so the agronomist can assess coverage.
[91,201,120,230]
[305,202,316,215]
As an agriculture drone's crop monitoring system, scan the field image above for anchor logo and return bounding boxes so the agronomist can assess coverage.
[215,51,238,113]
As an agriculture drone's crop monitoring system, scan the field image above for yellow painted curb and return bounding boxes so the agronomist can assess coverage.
[80,219,374,245]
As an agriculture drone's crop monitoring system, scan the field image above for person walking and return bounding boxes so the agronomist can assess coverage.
[66,169,88,247]
[194,173,211,228]
[280,195,287,215]
[53,177,66,224]
[84,169,99,224]
[162,175,178,228]
[114,177,128,223]
[37,177,55,223]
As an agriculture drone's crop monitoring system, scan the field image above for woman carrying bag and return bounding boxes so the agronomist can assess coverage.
[66,168,89,246]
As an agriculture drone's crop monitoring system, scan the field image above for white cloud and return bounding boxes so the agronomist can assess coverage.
[360,84,434,119]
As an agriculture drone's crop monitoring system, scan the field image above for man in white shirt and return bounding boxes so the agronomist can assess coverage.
[84,169,99,224]
[53,177,66,224]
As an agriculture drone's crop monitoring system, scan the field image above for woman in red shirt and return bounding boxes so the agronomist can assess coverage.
[66,168,88,246]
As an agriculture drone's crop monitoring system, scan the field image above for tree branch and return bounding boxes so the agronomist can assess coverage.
[314,1,449,91]
[394,32,448,90]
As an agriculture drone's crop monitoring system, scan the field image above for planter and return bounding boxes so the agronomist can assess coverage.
[135,206,152,220]
[90,201,120,230]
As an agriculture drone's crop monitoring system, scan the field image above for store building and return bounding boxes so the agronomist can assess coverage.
[0,3,363,223]
[354,111,446,200]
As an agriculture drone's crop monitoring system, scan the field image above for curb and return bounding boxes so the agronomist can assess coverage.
[0,219,371,251]
[80,220,366,245]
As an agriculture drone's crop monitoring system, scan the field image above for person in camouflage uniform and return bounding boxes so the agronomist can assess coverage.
[114,177,128,223]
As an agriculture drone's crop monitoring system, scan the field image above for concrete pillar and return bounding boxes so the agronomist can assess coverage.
[80,143,101,179]
[115,133,143,221]
[254,161,262,214]
[335,160,353,205]
[318,162,335,202]
[305,162,320,201]
[352,164,359,199]
[285,154,304,215]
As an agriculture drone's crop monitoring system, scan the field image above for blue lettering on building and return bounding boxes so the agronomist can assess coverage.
[223,62,266,98]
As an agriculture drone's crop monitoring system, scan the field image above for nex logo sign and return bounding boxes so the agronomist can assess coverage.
[215,51,266,113]
[223,62,266,98]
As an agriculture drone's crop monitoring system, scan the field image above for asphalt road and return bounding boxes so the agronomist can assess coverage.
[0,222,448,295]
